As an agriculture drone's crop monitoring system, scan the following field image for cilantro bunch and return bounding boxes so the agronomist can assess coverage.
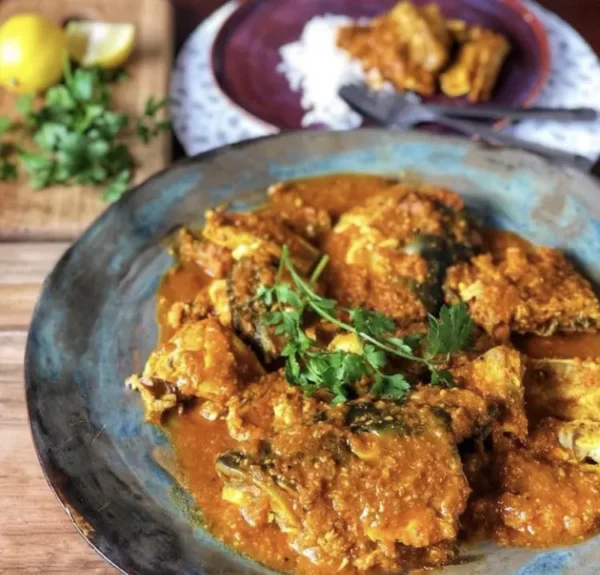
[257,246,474,404]
[0,60,170,201]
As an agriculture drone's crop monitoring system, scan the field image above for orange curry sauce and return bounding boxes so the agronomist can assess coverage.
[161,175,401,575]
[153,175,600,574]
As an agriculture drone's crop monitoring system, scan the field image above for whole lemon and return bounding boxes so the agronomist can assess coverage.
[0,14,67,93]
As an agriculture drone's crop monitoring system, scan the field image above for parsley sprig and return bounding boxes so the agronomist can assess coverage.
[0,59,170,201]
[257,246,473,403]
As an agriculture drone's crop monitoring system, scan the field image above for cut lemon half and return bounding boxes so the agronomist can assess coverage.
[66,21,135,69]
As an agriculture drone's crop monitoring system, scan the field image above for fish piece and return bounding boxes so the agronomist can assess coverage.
[202,209,321,275]
[218,388,469,573]
[216,450,300,530]
[224,372,323,442]
[126,318,264,423]
[445,245,600,340]
[325,185,481,325]
[440,26,510,102]
[337,18,436,94]
[446,18,470,43]
[388,1,451,72]
[268,174,399,219]
[166,285,216,331]
[266,182,332,240]
[166,255,323,363]
[557,419,600,464]
[225,258,284,363]
[524,357,600,422]
[172,228,233,278]
[337,1,452,95]
[464,416,600,548]
[409,385,492,443]
[529,417,600,465]
[485,445,600,547]
[451,345,527,440]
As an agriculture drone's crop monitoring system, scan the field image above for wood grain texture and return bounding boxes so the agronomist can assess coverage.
[0,0,172,241]
[0,242,69,330]
[0,331,116,574]
[0,243,114,573]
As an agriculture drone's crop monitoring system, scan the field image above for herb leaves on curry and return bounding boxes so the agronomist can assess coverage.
[257,245,474,403]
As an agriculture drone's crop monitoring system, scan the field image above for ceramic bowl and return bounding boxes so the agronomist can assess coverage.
[26,130,600,575]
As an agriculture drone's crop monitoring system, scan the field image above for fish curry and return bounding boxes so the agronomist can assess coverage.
[128,174,600,574]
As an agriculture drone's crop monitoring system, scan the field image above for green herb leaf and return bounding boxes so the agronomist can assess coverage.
[431,369,456,387]
[100,68,130,84]
[143,96,169,117]
[135,96,171,144]
[337,352,369,383]
[273,284,302,308]
[426,302,473,358]
[256,246,474,403]
[371,373,411,398]
[33,122,68,150]
[71,68,98,102]
[19,150,53,173]
[351,308,396,339]
[387,337,418,356]
[102,168,131,202]
[362,344,387,370]
[45,86,76,110]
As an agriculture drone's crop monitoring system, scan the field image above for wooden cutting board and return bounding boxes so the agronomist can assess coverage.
[0,0,172,240]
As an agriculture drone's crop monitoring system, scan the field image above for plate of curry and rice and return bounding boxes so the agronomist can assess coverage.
[210,0,549,129]
[26,129,600,575]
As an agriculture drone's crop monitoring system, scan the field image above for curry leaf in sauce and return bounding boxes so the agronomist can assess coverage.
[257,245,474,401]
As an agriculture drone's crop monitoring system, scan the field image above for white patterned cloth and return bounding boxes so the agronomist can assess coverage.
[170,1,600,162]
[510,3,600,160]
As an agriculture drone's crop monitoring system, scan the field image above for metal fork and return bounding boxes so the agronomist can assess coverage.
[401,93,597,122]
[339,84,594,171]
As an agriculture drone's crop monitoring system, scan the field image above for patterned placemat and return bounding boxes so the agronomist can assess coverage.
[170,1,600,161]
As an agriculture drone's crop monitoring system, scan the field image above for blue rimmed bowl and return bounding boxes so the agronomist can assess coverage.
[25,129,600,575]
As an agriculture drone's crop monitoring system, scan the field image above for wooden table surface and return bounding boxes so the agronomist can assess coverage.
[1,1,597,573]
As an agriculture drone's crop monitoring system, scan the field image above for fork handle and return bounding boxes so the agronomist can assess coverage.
[429,115,594,171]
[425,104,598,123]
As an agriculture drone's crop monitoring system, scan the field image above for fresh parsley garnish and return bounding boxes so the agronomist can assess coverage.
[426,303,474,357]
[135,96,171,144]
[0,58,171,201]
[257,246,473,403]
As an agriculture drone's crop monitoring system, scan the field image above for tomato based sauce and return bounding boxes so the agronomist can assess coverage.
[157,263,210,342]
[134,174,600,573]
[168,412,298,573]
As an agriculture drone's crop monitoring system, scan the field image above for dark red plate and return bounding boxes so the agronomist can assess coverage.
[211,0,550,130]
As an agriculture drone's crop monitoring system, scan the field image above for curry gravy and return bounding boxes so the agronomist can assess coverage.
[155,175,402,574]
[151,174,600,573]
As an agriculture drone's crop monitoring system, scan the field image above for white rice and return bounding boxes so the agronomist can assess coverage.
[277,15,366,129]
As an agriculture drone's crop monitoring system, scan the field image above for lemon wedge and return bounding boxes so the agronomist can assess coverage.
[66,21,135,69]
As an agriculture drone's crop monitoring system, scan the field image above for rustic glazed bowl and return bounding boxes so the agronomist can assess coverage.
[26,130,600,575]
